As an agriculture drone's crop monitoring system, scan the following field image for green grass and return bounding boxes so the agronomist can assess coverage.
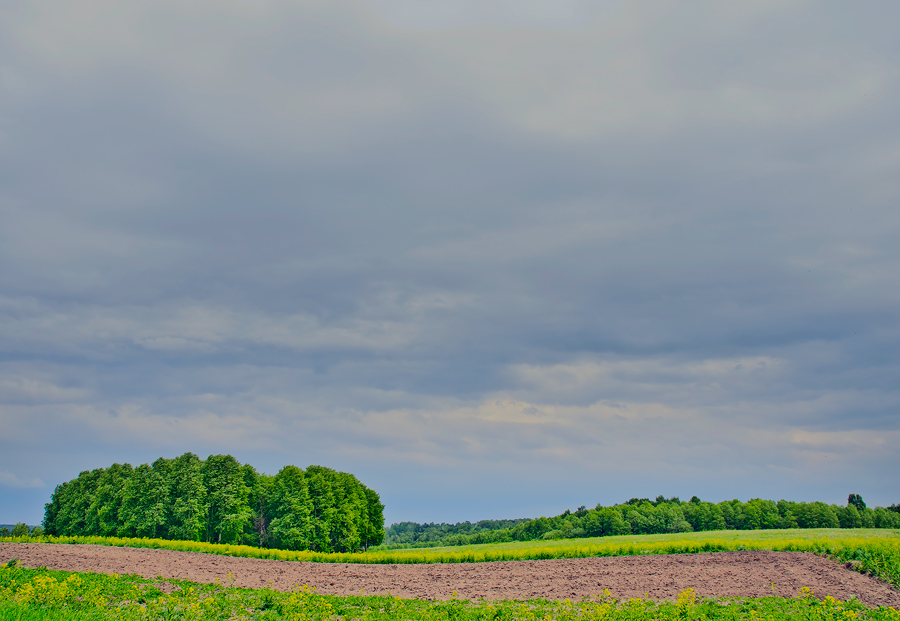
[381,528,900,555]
[0,600,108,620]
[2,564,900,621]
[5,529,900,569]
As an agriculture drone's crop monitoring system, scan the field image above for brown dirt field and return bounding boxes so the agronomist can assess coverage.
[2,542,900,606]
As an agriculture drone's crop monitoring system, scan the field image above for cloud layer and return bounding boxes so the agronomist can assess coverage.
[1,0,899,524]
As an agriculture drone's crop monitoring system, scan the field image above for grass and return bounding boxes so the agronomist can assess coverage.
[2,564,900,621]
[4,529,900,568]
[0,600,108,620]
[381,528,900,555]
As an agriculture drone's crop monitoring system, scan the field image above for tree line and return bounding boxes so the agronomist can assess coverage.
[42,453,384,552]
[386,518,531,546]
[0,523,42,538]
[383,495,900,548]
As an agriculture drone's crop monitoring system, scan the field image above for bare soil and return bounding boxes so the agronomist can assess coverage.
[3,543,899,606]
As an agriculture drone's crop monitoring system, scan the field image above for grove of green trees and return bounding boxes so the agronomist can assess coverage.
[384,495,900,548]
[42,453,384,552]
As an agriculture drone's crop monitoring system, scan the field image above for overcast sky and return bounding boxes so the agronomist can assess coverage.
[2,0,899,526]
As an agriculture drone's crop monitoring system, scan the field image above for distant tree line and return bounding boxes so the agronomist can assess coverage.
[385,518,531,547]
[382,495,900,548]
[0,523,42,538]
[42,453,384,552]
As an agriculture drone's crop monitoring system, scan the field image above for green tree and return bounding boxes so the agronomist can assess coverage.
[167,452,207,541]
[30,526,43,537]
[838,504,862,529]
[848,494,866,510]
[874,507,900,528]
[50,470,101,536]
[242,464,273,547]
[330,471,367,552]
[11,523,29,537]
[520,516,553,540]
[717,501,738,530]
[682,501,726,532]
[203,454,251,544]
[794,501,840,528]
[621,502,665,534]
[120,463,168,538]
[859,506,875,528]
[43,483,64,535]
[740,499,780,530]
[658,503,693,533]
[0,527,9,537]
[361,488,385,550]
[87,463,133,537]
[305,466,338,552]
[583,507,630,536]
[38,454,385,551]
[268,466,313,551]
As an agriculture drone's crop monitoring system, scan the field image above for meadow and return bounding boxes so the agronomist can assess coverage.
[3,528,899,569]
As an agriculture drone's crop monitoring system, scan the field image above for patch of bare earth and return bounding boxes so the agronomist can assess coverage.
[2,543,899,606]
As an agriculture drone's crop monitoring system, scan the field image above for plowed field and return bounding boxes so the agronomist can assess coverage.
[3,542,899,606]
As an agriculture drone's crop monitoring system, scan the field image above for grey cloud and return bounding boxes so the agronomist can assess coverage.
[2,0,900,523]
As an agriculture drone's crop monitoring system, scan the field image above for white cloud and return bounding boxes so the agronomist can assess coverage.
[507,355,789,406]
[0,471,45,489]
[0,376,91,404]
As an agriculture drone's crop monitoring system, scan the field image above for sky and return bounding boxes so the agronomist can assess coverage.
[1,0,899,526]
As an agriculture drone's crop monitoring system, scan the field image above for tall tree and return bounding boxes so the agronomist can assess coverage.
[202,454,251,544]
[87,463,133,536]
[362,488,385,550]
[243,465,274,547]
[53,470,101,536]
[268,465,313,551]
[120,463,168,538]
[848,494,866,510]
[329,472,365,552]
[167,452,207,541]
[305,466,337,552]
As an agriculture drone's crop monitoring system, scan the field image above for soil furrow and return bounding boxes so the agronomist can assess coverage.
[2,543,899,606]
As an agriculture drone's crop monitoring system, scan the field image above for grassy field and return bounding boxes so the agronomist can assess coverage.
[381,528,900,555]
[5,529,899,567]
[2,562,900,621]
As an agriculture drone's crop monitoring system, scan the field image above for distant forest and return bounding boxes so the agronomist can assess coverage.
[383,495,900,548]
[43,453,384,552]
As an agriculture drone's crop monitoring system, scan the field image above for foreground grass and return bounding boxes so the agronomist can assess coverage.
[2,564,899,621]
